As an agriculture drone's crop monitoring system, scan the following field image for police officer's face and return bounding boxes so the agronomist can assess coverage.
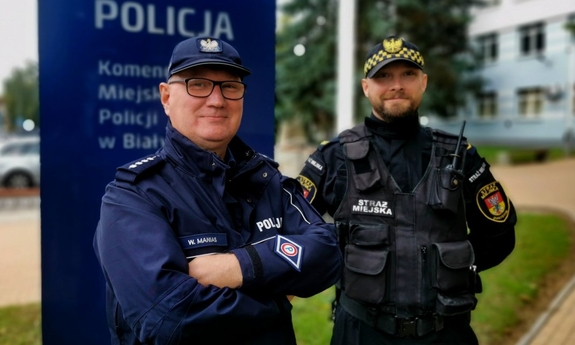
[159,66,243,158]
[362,61,427,122]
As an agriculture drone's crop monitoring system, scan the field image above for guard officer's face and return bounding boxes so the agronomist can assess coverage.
[159,66,243,159]
[362,61,427,122]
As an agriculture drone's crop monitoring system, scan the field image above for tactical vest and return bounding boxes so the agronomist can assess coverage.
[333,124,476,318]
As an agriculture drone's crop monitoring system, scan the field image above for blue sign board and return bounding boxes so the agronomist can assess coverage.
[38,1,275,343]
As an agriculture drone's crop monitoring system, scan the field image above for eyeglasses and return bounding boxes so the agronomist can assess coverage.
[168,78,247,100]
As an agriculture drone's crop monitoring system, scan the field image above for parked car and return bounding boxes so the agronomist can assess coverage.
[0,136,40,188]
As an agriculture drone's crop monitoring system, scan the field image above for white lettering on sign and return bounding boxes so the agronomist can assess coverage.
[98,84,160,104]
[94,0,234,38]
[98,60,165,79]
[98,136,116,149]
[99,109,159,129]
[123,132,164,149]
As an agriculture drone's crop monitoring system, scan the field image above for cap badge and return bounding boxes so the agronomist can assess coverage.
[383,37,403,54]
[199,38,222,53]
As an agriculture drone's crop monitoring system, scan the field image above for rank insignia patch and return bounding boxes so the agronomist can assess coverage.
[297,175,317,203]
[275,235,303,271]
[476,181,510,222]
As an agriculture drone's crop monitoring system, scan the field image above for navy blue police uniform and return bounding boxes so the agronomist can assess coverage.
[93,36,342,345]
[94,122,342,345]
[297,36,516,345]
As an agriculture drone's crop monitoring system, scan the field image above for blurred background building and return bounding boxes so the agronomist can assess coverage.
[427,0,575,153]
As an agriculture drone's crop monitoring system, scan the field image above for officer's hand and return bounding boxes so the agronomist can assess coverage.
[188,253,243,289]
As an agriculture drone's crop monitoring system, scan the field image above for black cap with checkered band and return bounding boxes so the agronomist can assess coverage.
[364,35,425,78]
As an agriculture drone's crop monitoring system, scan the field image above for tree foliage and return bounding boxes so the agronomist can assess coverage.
[2,61,39,133]
[276,0,339,141]
[276,0,484,141]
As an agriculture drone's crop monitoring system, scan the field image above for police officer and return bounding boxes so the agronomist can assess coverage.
[297,35,516,344]
[93,37,342,345]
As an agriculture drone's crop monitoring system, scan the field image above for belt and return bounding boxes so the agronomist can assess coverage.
[338,293,446,338]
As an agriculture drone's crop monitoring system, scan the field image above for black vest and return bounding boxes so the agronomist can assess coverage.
[334,124,476,318]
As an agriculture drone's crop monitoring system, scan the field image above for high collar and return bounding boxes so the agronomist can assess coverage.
[365,113,421,140]
[162,121,254,177]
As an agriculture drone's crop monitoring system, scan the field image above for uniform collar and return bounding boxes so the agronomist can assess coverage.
[162,121,253,177]
[365,113,421,140]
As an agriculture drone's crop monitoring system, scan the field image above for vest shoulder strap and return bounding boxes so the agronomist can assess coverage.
[338,123,371,144]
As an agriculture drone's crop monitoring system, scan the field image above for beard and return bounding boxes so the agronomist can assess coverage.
[373,97,420,124]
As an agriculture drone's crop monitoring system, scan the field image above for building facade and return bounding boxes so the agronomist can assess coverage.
[428,0,575,150]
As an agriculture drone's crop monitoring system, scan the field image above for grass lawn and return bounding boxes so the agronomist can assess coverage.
[0,212,572,345]
[0,303,41,345]
[475,146,575,165]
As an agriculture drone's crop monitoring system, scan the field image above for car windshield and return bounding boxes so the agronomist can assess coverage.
[0,141,39,156]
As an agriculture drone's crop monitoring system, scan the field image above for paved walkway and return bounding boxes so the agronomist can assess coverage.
[489,159,575,345]
[0,207,40,306]
[1,154,575,344]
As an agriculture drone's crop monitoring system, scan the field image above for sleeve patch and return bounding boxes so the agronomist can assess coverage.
[297,175,318,203]
[306,156,324,172]
[275,235,303,272]
[476,181,510,223]
[468,160,487,183]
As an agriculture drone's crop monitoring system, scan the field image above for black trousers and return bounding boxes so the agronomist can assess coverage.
[330,306,479,345]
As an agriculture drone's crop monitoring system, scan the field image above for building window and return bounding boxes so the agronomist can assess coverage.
[518,88,544,118]
[476,33,498,63]
[519,23,545,56]
[477,92,498,119]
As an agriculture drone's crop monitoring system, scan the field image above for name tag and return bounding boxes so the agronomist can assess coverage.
[178,233,228,250]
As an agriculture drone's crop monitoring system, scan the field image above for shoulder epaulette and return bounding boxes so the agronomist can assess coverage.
[431,128,468,146]
[317,137,339,152]
[431,128,459,139]
[256,152,279,168]
[115,154,166,183]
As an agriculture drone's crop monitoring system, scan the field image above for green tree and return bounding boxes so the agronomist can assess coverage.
[393,0,484,117]
[566,21,575,36]
[276,0,484,141]
[2,61,39,132]
[276,0,339,142]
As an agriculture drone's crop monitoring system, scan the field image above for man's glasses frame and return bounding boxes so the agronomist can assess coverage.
[168,77,247,100]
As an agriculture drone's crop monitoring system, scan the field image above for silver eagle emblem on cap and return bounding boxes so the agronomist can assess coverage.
[200,38,221,52]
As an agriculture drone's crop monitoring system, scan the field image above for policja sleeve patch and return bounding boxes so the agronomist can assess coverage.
[476,181,510,223]
[275,235,303,272]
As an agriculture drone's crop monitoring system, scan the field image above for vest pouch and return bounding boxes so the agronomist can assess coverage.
[435,292,477,316]
[344,140,381,192]
[430,241,475,292]
[428,168,462,214]
[343,223,390,304]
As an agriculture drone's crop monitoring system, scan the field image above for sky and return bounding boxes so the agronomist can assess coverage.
[0,0,38,95]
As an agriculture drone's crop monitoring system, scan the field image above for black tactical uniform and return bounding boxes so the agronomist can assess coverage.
[297,115,516,345]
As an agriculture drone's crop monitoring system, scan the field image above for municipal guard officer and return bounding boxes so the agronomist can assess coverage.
[297,35,517,344]
[93,37,342,345]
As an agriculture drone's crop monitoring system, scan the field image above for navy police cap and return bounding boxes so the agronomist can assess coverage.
[364,35,425,78]
[167,37,251,79]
